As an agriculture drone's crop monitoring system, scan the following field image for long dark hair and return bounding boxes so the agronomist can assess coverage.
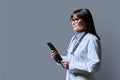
[71,8,100,40]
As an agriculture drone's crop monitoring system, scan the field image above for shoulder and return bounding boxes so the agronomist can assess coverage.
[85,33,99,41]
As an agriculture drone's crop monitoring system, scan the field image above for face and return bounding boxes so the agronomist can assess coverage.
[71,15,86,33]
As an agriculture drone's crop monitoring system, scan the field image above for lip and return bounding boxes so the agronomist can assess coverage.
[73,25,77,28]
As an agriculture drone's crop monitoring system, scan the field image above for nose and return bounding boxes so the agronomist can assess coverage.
[72,21,76,26]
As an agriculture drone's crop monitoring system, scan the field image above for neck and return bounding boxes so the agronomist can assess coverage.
[75,30,85,34]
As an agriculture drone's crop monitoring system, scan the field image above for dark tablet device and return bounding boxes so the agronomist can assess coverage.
[47,42,58,52]
[47,42,63,63]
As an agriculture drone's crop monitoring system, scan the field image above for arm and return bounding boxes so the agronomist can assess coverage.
[69,39,102,74]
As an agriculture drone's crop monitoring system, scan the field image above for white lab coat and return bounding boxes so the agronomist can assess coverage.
[62,33,102,80]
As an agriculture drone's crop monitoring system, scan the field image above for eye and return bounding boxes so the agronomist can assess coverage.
[74,18,79,21]
[70,18,79,22]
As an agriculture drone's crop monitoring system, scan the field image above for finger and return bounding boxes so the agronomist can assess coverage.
[62,64,65,68]
[51,53,58,59]
[62,64,67,69]
[61,60,65,63]
[51,52,57,56]
[52,50,57,53]
[51,50,55,53]
[51,55,56,59]
[51,53,55,56]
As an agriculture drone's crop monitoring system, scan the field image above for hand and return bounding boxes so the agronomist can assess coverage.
[51,50,60,59]
[61,60,70,69]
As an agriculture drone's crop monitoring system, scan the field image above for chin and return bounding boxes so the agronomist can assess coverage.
[73,28,83,33]
[73,28,79,32]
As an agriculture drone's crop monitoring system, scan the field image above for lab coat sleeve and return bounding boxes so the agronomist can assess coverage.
[61,55,67,60]
[69,39,102,74]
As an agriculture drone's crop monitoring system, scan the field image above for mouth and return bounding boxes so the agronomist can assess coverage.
[73,25,77,28]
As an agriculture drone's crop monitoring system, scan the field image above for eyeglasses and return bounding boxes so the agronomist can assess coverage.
[70,18,80,23]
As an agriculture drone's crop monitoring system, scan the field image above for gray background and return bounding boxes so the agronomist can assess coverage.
[0,0,120,80]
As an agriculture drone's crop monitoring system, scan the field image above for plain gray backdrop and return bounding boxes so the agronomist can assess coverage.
[0,0,120,80]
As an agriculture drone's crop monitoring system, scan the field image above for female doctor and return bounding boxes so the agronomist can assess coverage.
[51,8,102,80]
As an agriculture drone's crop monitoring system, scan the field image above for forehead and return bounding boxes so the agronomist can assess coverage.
[71,13,80,19]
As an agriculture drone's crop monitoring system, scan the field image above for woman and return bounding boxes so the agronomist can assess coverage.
[51,8,102,80]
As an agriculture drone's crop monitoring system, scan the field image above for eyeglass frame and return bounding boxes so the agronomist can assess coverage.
[70,18,80,23]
